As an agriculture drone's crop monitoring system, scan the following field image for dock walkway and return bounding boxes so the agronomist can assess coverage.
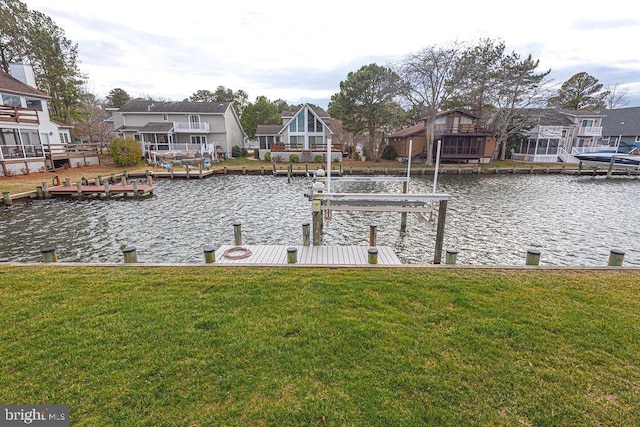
[47,184,156,197]
[214,245,402,265]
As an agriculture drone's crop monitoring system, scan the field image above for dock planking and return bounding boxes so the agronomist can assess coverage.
[48,184,156,197]
[214,245,402,265]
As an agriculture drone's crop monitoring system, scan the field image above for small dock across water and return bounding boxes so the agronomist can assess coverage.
[213,245,402,265]
[47,183,156,198]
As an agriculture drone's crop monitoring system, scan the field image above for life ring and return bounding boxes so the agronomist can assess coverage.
[52,175,60,186]
[223,246,253,260]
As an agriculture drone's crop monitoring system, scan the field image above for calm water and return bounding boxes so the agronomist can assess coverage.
[1,173,639,266]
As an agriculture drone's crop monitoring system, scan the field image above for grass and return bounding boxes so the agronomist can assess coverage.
[1,266,639,426]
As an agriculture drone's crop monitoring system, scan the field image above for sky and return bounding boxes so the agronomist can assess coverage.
[21,0,640,109]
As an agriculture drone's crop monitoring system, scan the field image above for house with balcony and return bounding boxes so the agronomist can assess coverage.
[0,63,71,176]
[111,100,246,160]
[255,104,341,163]
[387,109,496,163]
[511,109,606,163]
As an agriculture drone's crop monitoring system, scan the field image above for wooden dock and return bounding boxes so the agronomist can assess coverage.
[47,184,156,198]
[214,245,402,265]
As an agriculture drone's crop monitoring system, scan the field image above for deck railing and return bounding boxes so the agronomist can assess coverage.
[0,106,39,125]
[433,123,493,135]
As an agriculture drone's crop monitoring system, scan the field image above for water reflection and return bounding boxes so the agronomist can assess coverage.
[1,174,639,266]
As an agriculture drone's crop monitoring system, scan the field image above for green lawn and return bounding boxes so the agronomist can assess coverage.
[1,266,638,426]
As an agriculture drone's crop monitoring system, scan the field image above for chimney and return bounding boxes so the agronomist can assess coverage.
[9,62,37,88]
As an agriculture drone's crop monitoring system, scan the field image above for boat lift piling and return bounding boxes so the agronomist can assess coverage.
[309,138,451,264]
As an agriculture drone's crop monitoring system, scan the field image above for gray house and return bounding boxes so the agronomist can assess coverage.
[598,107,640,146]
[111,100,246,160]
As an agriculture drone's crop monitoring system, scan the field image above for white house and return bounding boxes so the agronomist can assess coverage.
[0,63,73,176]
[111,100,246,160]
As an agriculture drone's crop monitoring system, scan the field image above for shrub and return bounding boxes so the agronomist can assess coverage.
[109,137,142,166]
[264,152,271,162]
[231,146,247,158]
[381,145,397,160]
[289,154,299,163]
[313,155,323,163]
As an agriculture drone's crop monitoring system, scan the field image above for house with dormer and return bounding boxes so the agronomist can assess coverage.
[0,63,78,176]
[111,100,246,160]
[255,104,341,162]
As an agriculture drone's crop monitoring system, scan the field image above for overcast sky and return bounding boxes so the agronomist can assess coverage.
[22,0,640,109]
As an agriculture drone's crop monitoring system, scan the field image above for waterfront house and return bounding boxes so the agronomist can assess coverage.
[598,107,640,147]
[255,104,341,163]
[387,109,496,163]
[512,109,605,163]
[0,63,85,176]
[111,100,246,161]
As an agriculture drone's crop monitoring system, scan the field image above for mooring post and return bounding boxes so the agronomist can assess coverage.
[110,173,115,183]
[272,163,276,174]
[305,162,309,175]
[608,249,625,267]
[122,247,138,263]
[312,199,323,246]
[2,191,12,207]
[433,200,448,264]
[198,162,203,178]
[233,222,242,245]
[104,181,110,198]
[146,175,153,185]
[302,222,310,246]
[223,166,227,175]
[41,181,49,199]
[369,224,377,246]
[185,164,191,180]
[76,182,83,199]
[203,246,216,264]
[36,186,44,199]
[64,177,71,187]
[400,182,408,232]
[261,166,264,175]
[607,156,615,178]
[368,247,378,264]
[98,175,103,185]
[349,166,353,175]
[133,181,139,198]
[121,174,127,185]
[446,249,458,265]
[40,247,58,263]
[526,249,541,266]
[287,247,298,264]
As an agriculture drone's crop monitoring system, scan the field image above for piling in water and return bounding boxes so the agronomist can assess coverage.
[287,247,298,264]
[40,247,58,263]
[122,247,138,263]
[526,249,541,266]
[203,246,216,264]
[446,249,458,265]
[302,222,310,246]
[234,222,242,245]
[608,249,625,267]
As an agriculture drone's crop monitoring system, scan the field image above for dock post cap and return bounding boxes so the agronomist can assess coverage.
[610,249,625,255]
[203,245,217,253]
[368,248,378,254]
[446,248,458,254]
[122,247,137,253]
[526,249,541,255]
[40,246,56,253]
[287,247,297,253]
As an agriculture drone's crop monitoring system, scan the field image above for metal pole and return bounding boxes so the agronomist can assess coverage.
[326,138,332,194]
[433,199,448,264]
[406,139,413,192]
[433,139,442,194]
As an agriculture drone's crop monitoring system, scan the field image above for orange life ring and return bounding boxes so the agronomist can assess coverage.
[52,175,60,186]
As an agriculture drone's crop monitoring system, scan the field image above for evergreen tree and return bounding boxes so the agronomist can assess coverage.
[547,72,609,111]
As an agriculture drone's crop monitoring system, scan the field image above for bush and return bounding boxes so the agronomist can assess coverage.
[381,145,397,160]
[313,155,323,163]
[231,146,248,158]
[289,154,299,163]
[109,137,142,166]
[264,152,271,162]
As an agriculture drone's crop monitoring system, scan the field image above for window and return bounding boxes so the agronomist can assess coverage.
[289,136,304,148]
[59,132,70,143]
[25,98,43,111]
[309,136,324,147]
[189,115,201,129]
[191,135,207,144]
[1,93,21,107]
[581,119,594,128]
[163,114,168,121]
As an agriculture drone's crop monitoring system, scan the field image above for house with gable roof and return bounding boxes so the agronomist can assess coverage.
[0,63,81,176]
[255,103,341,163]
[111,100,246,160]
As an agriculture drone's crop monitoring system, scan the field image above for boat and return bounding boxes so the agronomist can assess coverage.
[574,143,640,171]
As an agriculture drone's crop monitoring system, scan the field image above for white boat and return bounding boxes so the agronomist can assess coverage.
[574,143,640,171]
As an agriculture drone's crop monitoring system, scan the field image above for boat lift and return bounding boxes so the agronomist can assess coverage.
[307,139,451,264]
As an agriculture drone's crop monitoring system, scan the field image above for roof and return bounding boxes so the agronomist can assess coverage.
[255,125,282,135]
[118,100,231,114]
[139,122,174,132]
[388,123,426,138]
[560,109,607,118]
[0,69,48,98]
[522,109,576,127]
[419,109,479,121]
[282,104,330,119]
[599,107,640,136]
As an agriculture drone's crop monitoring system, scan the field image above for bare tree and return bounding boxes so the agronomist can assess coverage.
[604,83,630,109]
[394,42,463,164]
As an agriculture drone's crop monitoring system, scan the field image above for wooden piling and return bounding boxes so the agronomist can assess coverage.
[446,249,458,265]
[203,246,216,264]
[312,201,323,246]
[133,181,139,197]
[76,182,83,199]
[36,186,44,199]
[122,247,138,263]
[607,156,615,178]
[198,162,203,178]
[369,224,377,246]
[110,173,115,183]
[261,166,264,175]
[40,247,58,263]
[2,191,12,206]
[121,174,127,185]
[368,248,378,264]
[103,181,110,198]
[302,222,310,246]
[41,181,49,198]
[223,166,228,175]
[98,175,103,185]
[233,222,242,245]
[186,165,191,180]
[64,177,71,187]
[287,247,298,264]
[433,200,448,264]
[400,182,408,232]
[146,175,153,185]
[526,249,541,266]
[608,249,625,266]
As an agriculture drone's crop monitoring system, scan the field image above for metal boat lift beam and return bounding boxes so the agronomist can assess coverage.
[317,192,450,202]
